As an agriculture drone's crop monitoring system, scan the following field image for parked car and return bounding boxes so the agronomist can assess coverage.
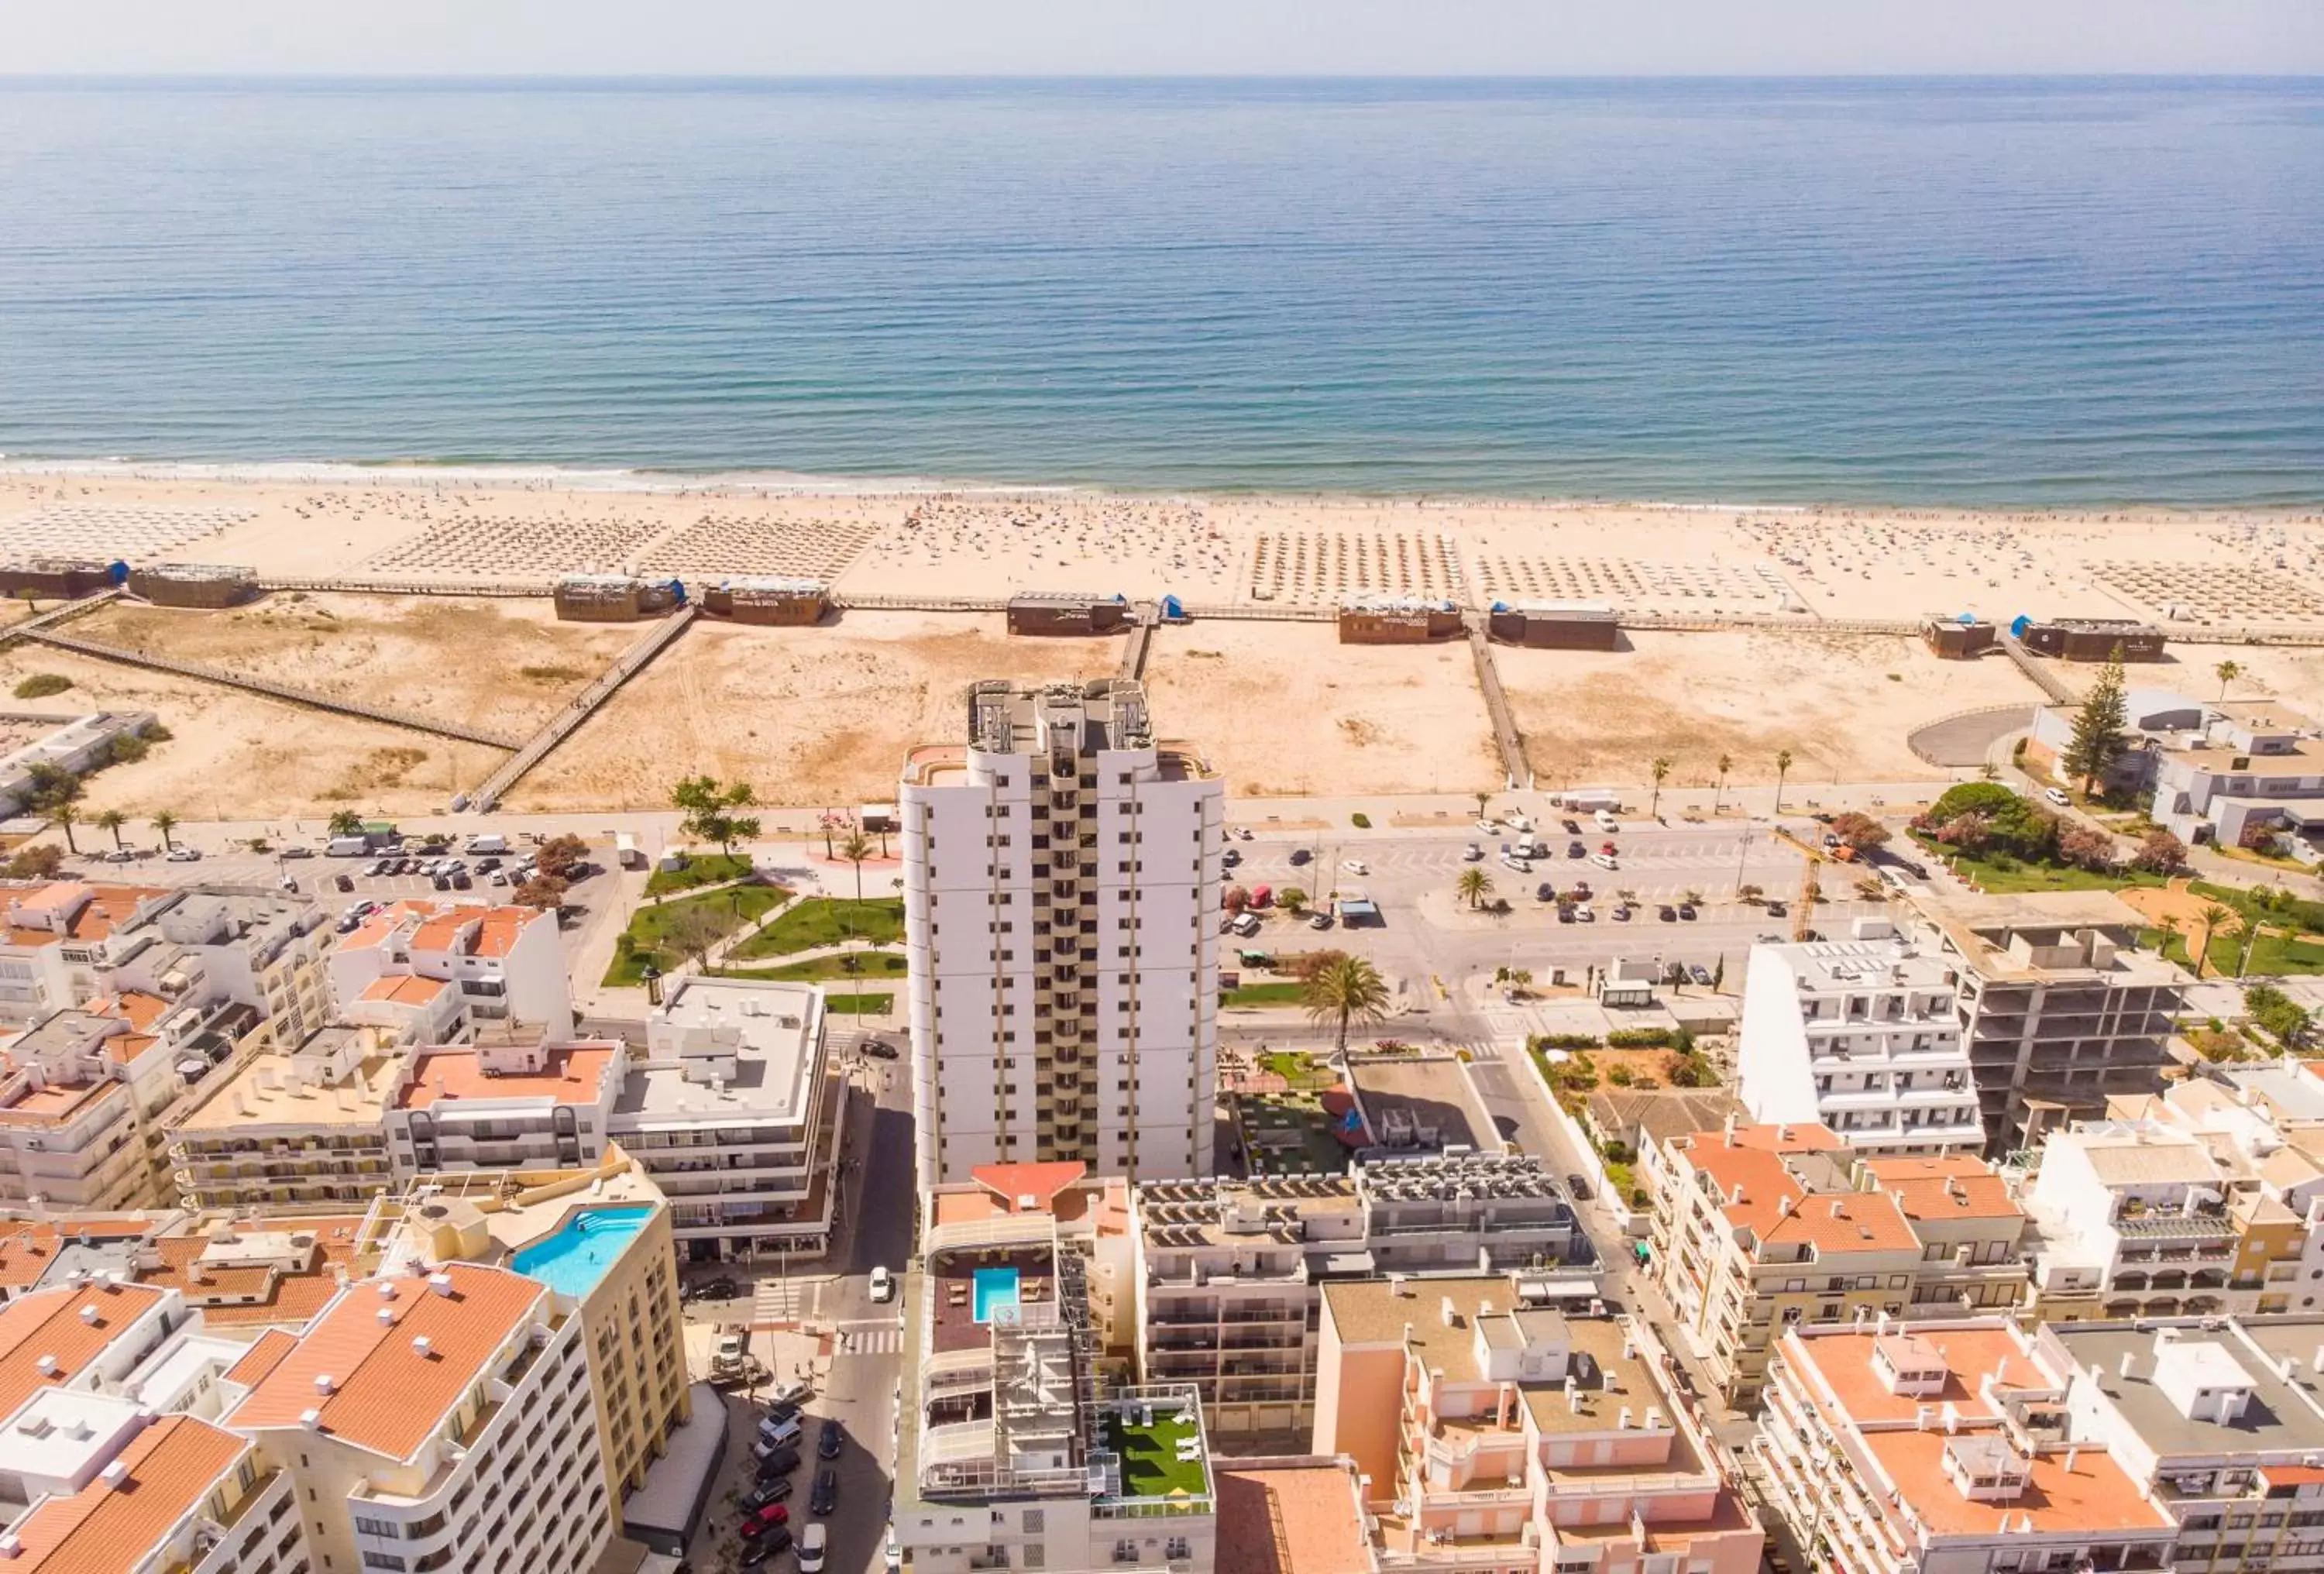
[1766,899,1787,917]
[168,846,203,863]
[746,1504,791,1534]
[1463,843,1484,861]
[280,845,314,859]
[1221,847,1240,867]
[1566,1173,1593,1201]
[761,1400,802,1428]
[810,1468,839,1516]
[768,1377,811,1406]
[744,1478,793,1510]
[1590,852,1618,871]
[1556,905,1576,924]
[1473,818,1498,834]
[861,1039,899,1060]
[682,1277,738,1303]
[869,1266,895,1303]
[1574,906,1594,923]
[1566,840,1587,858]
[1561,818,1582,834]
[799,1524,829,1574]
[1677,903,1697,920]
[2044,786,2071,807]
[332,872,354,892]
[1341,859,1367,875]
[755,1445,801,1479]
[451,872,472,890]
[1658,906,1677,922]
[1600,840,1618,856]
[1288,847,1310,865]
[1308,912,1332,930]
[1500,854,1531,874]
[818,1418,845,1460]
[1535,882,1556,902]
[1690,964,1713,985]
[744,1528,792,1565]
[1612,905,1631,921]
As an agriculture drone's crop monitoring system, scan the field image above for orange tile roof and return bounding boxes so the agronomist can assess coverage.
[394,1044,619,1111]
[222,1328,299,1387]
[0,1281,168,1416]
[972,1161,1088,1212]
[1,1414,249,1574]
[1865,1156,2027,1223]
[0,1224,60,1291]
[136,1217,370,1330]
[361,975,449,1005]
[0,1077,117,1127]
[1679,1122,1907,1249]
[86,991,173,1032]
[229,1264,545,1460]
[1762,1190,1919,1255]
[1215,1465,1372,1574]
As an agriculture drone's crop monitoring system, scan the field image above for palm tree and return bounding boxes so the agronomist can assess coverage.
[327,809,364,839]
[1456,867,1494,909]
[2195,902,2236,979]
[96,809,128,851]
[1713,753,1734,813]
[1474,791,1491,822]
[2157,915,2183,960]
[1648,757,1673,820]
[1301,953,1391,1056]
[1772,749,1794,815]
[838,830,875,1005]
[53,801,79,855]
[151,810,178,851]
[2216,659,2243,701]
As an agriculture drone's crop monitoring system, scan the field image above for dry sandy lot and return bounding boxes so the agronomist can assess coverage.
[1498,630,2046,789]
[511,611,1119,812]
[1143,623,1499,798]
[77,593,638,738]
[0,641,497,820]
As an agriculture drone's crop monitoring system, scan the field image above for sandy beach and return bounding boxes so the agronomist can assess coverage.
[5,469,2322,816]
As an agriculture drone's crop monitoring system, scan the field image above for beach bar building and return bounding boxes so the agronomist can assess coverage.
[1487,599,1622,650]
[2016,616,2167,662]
[127,562,263,608]
[700,576,829,625]
[1006,590,1132,636]
[0,556,125,601]
[1922,613,1997,659]
[1336,593,1463,644]
[552,572,684,622]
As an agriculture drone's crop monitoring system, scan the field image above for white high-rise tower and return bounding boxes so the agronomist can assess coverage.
[900,678,1222,1187]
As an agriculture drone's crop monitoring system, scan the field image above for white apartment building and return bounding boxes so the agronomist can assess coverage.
[1738,919,1985,1155]
[168,1026,406,1210]
[2024,1122,2247,1320]
[618,976,841,1262]
[328,902,571,1039]
[0,882,169,1029]
[383,1036,623,1176]
[222,1263,616,1574]
[900,678,1222,1187]
[0,1008,190,1209]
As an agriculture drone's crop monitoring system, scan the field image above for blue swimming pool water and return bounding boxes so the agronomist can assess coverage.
[511,1206,653,1297]
[973,1266,1021,1324]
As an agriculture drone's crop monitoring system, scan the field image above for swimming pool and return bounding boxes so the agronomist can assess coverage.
[511,1206,653,1297]
[972,1266,1021,1323]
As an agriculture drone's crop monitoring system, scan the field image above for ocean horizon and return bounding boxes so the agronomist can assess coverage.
[3,76,2321,506]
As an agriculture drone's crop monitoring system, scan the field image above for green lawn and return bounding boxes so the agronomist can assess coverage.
[725,950,910,984]
[1105,1412,1208,1499]
[1920,840,2167,895]
[732,897,905,959]
[1223,982,1305,1008]
[2150,924,2324,979]
[601,885,790,987]
[825,994,895,1015]
[646,852,757,895]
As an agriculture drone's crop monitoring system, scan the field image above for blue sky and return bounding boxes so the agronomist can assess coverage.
[9,1,2323,77]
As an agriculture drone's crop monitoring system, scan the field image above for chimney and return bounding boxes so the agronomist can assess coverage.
[34,1355,57,1376]
[1618,1406,1634,1429]
[299,1408,321,1428]
[1645,1407,1663,1429]
[1403,1321,1415,1345]
[77,1305,98,1325]
[1915,1404,1934,1431]
[1440,1296,1458,1328]
[100,1460,129,1487]
[428,1272,454,1297]
[2064,1447,2079,1473]
[1731,1184,1746,1207]
[313,1374,335,1396]
[412,1335,433,1358]
[376,1307,394,1327]
[2120,1350,2141,1382]
[1778,1123,1793,1143]
[376,1281,397,1301]
[1724,1113,1738,1146]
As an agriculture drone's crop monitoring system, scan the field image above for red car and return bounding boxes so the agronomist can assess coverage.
[744,1504,789,1534]
[1600,841,1618,857]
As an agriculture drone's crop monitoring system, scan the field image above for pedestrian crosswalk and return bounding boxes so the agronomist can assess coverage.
[755,1278,807,1324]
[835,1320,903,1356]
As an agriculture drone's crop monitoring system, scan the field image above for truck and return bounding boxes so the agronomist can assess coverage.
[615,833,645,871]
[1513,834,1549,860]
[326,836,370,857]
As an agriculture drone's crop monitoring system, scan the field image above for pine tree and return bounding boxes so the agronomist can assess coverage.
[2062,646,2130,795]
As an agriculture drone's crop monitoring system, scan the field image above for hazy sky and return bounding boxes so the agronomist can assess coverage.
[11,0,2324,77]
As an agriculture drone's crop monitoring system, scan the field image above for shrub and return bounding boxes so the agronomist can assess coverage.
[1350,812,1371,829]
[1531,1033,1601,1051]
[1606,1027,1678,1048]
[12,674,71,699]
[2058,826,2117,871]
[2131,828,2188,875]
[1606,1065,1634,1087]
[3,845,64,879]
[1828,811,1889,851]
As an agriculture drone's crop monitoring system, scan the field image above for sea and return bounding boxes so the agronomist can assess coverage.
[1,76,2320,506]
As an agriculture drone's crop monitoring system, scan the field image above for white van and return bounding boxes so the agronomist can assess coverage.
[799,1523,829,1573]
[1593,809,1619,831]
[465,833,508,856]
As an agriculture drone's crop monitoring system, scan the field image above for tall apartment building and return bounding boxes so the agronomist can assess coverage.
[0,882,169,1028]
[1756,1318,2174,1574]
[329,902,572,1039]
[900,678,1222,1187]
[1311,1276,1762,1574]
[620,976,843,1261]
[1136,1154,1600,1441]
[222,1262,617,1574]
[899,1158,1215,1574]
[1738,919,1985,1155]
[0,1009,191,1209]
[168,1026,405,1210]
[1913,892,2185,1156]
[1645,1120,2032,1404]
